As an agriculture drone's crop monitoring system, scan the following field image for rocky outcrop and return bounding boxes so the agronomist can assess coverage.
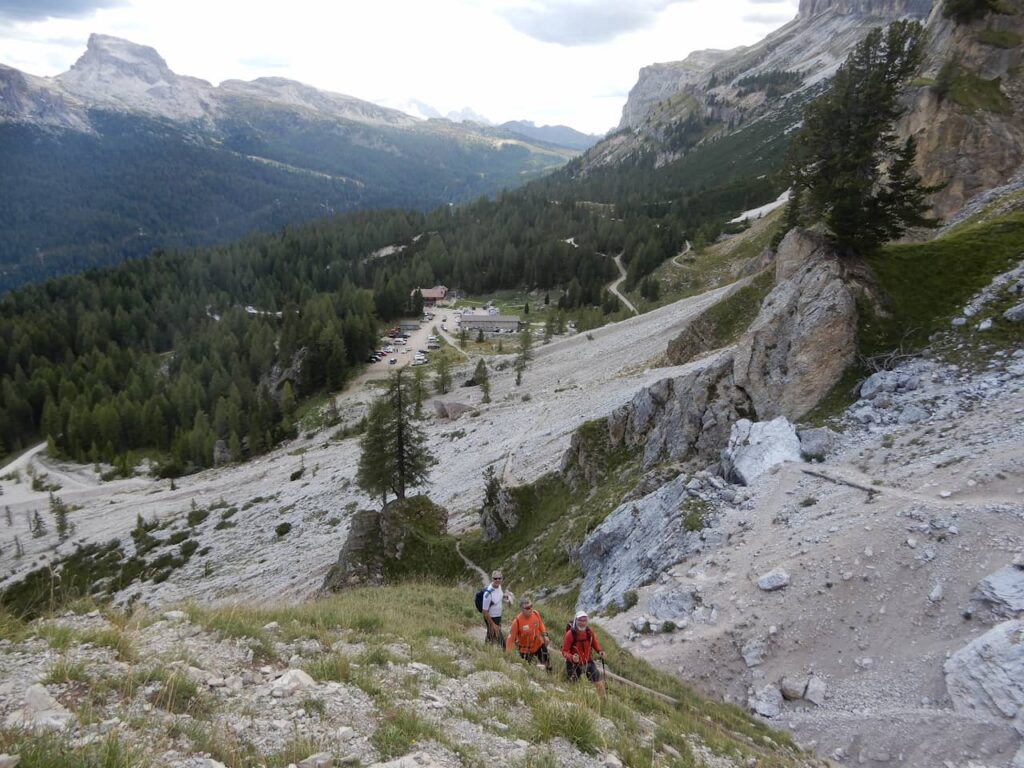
[479,487,520,543]
[970,564,1024,622]
[606,354,754,469]
[433,401,475,421]
[618,51,738,131]
[720,417,802,485]
[733,237,858,421]
[577,474,726,612]
[321,496,448,591]
[944,620,1024,735]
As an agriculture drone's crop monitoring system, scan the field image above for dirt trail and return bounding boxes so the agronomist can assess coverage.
[671,240,692,268]
[606,252,639,315]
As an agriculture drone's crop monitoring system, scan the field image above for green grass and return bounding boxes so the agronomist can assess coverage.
[0,729,141,768]
[43,657,89,684]
[862,211,1024,357]
[532,698,601,753]
[371,708,434,759]
[303,653,352,682]
[943,65,1012,113]
[975,27,1022,47]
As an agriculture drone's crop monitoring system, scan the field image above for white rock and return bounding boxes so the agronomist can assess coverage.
[757,569,790,591]
[945,620,1024,729]
[749,685,783,718]
[275,669,316,692]
[162,610,187,622]
[299,753,333,768]
[805,676,827,705]
[978,318,994,331]
[337,726,355,741]
[780,676,809,700]
[0,756,20,768]
[929,583,944,603]
[722,418,802,486]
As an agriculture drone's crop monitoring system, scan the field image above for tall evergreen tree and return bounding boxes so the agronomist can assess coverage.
[786,21,935,256]
[356,369,433,508]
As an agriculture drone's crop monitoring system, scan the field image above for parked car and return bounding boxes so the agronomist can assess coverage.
[389,358,397,365]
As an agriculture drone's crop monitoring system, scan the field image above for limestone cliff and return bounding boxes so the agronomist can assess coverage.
[899,0,1024,219]
[596,0,933,169]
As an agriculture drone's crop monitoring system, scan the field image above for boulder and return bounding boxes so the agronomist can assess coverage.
[742,635,769,668]
[721,418,801,486]
[733,242,858,421]
[797,426,838,461]
[749,685,783,718]
[273,669,315,694]
[647,584,699,622]
[212,439,232,467]
[0,757,19,768]
[757,569,790,592]
[5,684,75,731]
[1004,302,1024,323]
[577,475,725,612]
[898,404,929,424]
[299,753,334,768]
[781,676,809,701]
[433,401,474,421]
[971,565,1024,621]
[805,675,827,706]
[944,620,1024,732]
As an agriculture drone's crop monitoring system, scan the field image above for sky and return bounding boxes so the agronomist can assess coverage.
[0,0,801,135]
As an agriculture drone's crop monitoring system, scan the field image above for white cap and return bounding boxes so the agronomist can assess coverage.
[575,610,588,620]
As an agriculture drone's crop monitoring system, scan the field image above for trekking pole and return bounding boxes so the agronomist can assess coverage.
[602,655,608,694]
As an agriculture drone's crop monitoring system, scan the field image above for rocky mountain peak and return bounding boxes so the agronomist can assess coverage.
[56,33,215,121]
[65,34,183,87]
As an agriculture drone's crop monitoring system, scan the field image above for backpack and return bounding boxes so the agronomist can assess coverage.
[475,586,492,613]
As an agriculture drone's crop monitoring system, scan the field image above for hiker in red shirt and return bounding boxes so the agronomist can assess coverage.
[562,610,606,695]
[506,595,552,671]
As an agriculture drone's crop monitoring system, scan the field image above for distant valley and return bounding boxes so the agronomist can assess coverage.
[0,35,594,292]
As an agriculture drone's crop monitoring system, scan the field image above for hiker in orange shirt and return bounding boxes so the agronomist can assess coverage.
[506,595,552,671]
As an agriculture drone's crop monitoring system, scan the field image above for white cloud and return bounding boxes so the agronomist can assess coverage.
[0,0,800,134]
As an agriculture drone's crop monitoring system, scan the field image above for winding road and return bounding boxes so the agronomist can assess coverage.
[607,253,639,315]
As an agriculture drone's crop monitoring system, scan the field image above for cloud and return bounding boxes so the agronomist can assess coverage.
[742,11,793,23]
[0,0,127,22]
[497,0,688,46]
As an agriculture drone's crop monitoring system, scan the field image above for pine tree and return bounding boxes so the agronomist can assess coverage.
[434,356,452,395]
[356,369,434,508]
[31,510,46,538]
[474,359,491,404]
[786,21,935,256]
[50,492,71,542]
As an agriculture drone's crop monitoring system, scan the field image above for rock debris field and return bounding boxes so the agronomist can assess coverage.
[0,282,736,607]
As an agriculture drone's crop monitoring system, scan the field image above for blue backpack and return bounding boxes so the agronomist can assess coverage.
[475,586,493,613]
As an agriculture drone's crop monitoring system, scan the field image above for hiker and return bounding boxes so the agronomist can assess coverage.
[562,610,606,695]
[506,595,552,670]
[481,570,510,646]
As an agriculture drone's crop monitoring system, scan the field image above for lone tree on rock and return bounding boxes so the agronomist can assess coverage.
[357,369,434,509]
[785,20,936,256]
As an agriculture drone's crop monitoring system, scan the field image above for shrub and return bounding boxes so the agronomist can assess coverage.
[275,522,292,538]
[531,700,599,753]
[371,708,433,760]
[303,653,351,682]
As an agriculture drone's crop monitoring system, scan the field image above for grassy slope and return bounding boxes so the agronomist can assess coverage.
[0,584,817,768]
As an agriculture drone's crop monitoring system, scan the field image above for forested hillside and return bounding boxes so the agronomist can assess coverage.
[0,83,790,474]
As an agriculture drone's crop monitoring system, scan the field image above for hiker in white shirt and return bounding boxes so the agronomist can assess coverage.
[482,570,513,646]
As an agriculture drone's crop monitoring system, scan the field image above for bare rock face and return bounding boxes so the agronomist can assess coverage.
[944,620,1024,736]
[900,4,1024,220]
[733,238,858,421]
[970,564,1024,622]
[577,474,725,612]
[479,487,520,543]
[618,50,737,131]
[606,353,754,470]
